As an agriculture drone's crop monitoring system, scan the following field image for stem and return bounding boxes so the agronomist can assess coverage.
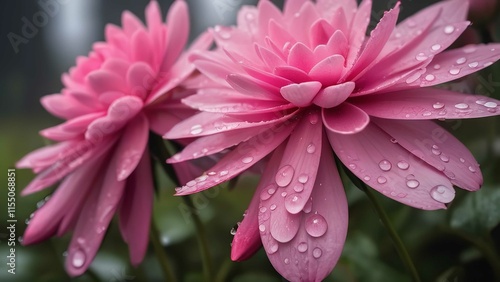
[215,258,233,282]
[148,132,214,282]
[150,221,178,282]
[359,183,422,282]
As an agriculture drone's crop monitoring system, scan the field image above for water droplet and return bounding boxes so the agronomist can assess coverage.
[378,160,392,171]
[268,242,279,254]
[456,57,466,65]
[230,227,237,235]
[377,176,387,184]
[431,147,441,155]
[440,154,449,162]
[298,174,309,184]
[397,161,409,170]
[306,143,316,153]
[484,102,497,108]
[433,64,441,70]
[405,72,421,84]
[208,171,216,176]
[260,189,272,201]
[468,166,476,173]
[424,74,435,82]
[303,199,313,213]
[433,102,445,109]
[390,138,398,144]
[190,124,203,135]
[422,111,432,117]
[312,248,323,258]
[305,214,328,237]
[259,224,266,232]
[284,258,290,265]
[444,25,455,34]
[454,103,469,110]
[449,68,460,75]
[309,113,319,124]
[415,53,428,61]
[297,242,308,253]
[431,44,441,51]
[363,176,371,181]
[285,194,303,214]
[468,61,479,68]
[268,187,276,195]
[293,184,304,192]
[444,170,456,179]
[72,250,86,268]
[196,175,208,182]
[186,180,196,187]
[459,158,466,163]
[241,156,253,164]
[430,185,455,203]
[270,204,277,211]
[219,170,229,176]
[275,165,295,187]
[406,179,420,189]
[280,191,287,197]
[260,207,267,213]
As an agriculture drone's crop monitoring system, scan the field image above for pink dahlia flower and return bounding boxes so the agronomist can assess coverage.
[17,0,211,276]
[165,0,500,280]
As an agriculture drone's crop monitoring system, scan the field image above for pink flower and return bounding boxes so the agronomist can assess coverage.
[17,0,211,276]
[165,0,500,280]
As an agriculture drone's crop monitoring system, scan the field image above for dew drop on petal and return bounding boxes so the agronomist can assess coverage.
[415,53,428,61]
[484,102,497,108]
[468,62,479,68]
[259,224,266,232]
[378,160,392,171]
[468,166,476,173]
[305,214,328,237]
[208,171,216,176]
[241,156,253,164]
[405,72,421,84]
[444,25,455,34]
[306,143,316,154]
[260,207,267,213]
[270,204,277,211]
[284,258,290,265]
[312,248,323,259]
[440,154,450,162]
[424,74,435,82]
[390,138,398,144]
[281,191,288,197]
[397,161,409,170]
[454,103,469,110]
[431,44,441,51]
[363,176,371,181]
[219,170,229,176]
[275,165,295,187]
[406,179,420,189]
[268,242,279,254]
[186,180,196,187]
[294,184,304,192]
[484,62,493,67]
[190,124,203,135]
[72,250,86,268]
[433,64,441,70]
[430,185,455,203]
[422,111,432,117]
[459,158,466,163]
[285,194,303,214]
[298,174,309,184]
[433,102,445,109]
[377,176,387,184]
[449,68,460,75]
[297,242,308,253]
[455,57,466,65]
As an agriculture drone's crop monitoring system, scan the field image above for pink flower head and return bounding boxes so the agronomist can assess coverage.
[165,0,500,280]
[17,0,211,276]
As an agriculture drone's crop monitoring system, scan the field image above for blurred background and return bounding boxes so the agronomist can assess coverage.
[1,0,500,281]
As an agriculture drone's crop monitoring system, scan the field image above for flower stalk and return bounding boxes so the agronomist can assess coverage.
[150,221,178,282]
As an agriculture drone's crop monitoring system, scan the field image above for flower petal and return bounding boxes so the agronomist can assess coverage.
[127,62,156,100]
[308,55,345,86]
[41,94,93,119]
[280,81,321,107]
[322,102,369,134]
[354,88,500,120]
[40,113,104,141]
[313,82,355,108]
[160,0,189,72]
[328,122,455,210]
[374,118,483,191]
[87,70,127,95]
[115,114,149,181]
[174,120,298,195]
[288,42,315,72]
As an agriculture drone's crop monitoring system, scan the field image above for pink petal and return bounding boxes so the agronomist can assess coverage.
[127,62,156,100]
[259,137,348,282]
[328,122,455,210]
[145,0,164,55]
[325,30,349,59]
[345,0,372,68]
[256,44,286,70]
[268,20,296,50]
[87,70,128,95]
[283,0,308,18]
[241,63,293,88]
[411,44,500,88]
[274,66,311,83]
[41,94,93,119]
[191,59,232,87]
[374,118,483,191]
[322,103,369,134]
[288,42,315,72]
[168,124,277,163]
[121,11,144,37]
[119,152,153,265]
[85,96,143,140]
[160,0,189,72]
[288,2,320,45]
[115,114,149,181]
[353,88,500,119]
[16,141,77,170]
[312,82,355,108]
[164,109,299,139]
[345,2,400,81]
[257,0,283,36]
[21,137,117,195]
[131,29,153,66]
[101,58,129,79]
[65,152,127,276]
[174,120,298,195]
[310,19,334,46]
[280,82,321,107]
[308,55,345,86]
[226,74,281,100]
[22,156,101,245]
[40,112,104,141]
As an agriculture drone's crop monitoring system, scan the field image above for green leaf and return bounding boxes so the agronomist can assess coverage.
[450,186,500,235]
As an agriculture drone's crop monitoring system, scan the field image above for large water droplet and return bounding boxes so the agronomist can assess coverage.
[468,166,476,173]
[190,124,203,135]
[275,165,295,187]
[440,154,449,162]
[268,242,279,254]
[433,102,445,109]
[294,184,304,192]
[449,68,460,75]
[220,170,229,176]
[72,250,86,268]
[406,179,420,189]
[297,242,308,253]
[454,103,469,109]
[444,25,455,34]
[285,194,303,214]
[397,161,409,170]
[430,185,455,203]
[312,248,323,259]
[431,44,441,51]
[468,61,479,68]
[259,224,266,232]
[241,156,253,164]
[484,102,498,108]
[405,72,421,84]
[306,143,316,154]
[378,160,392,171]
[424,74,435,82]
[415,53,428,61]
[305,214,328,237]
[298,174,309,184]
[455,57,466,65]
[377,176,387,184]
